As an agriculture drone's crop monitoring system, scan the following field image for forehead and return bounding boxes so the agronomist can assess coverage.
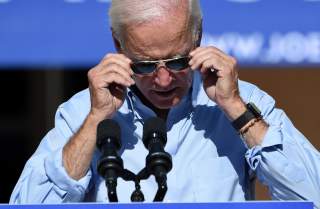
[122,7,193,60]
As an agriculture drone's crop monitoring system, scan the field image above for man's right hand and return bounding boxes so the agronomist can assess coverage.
[63,53,134,180]
[87,53,135,122]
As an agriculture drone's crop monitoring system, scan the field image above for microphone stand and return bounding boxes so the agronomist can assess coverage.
[121,169,145,202]
[136,165,169,202]
[99,154,170,202]
[153,170,168,202]
[105,178,118,202]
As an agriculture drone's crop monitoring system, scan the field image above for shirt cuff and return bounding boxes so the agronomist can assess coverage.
[245,124,283,170]
[44,148,92,201]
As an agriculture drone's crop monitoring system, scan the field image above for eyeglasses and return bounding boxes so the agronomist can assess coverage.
[131,56,190,75]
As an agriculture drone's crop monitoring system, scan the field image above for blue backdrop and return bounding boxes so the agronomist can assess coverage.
[0,0,319,68]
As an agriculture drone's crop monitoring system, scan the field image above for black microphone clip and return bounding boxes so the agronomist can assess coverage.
[96,119,123,202]
[142,117,172,202]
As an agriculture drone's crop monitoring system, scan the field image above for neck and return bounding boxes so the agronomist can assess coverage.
[130,85,169,120]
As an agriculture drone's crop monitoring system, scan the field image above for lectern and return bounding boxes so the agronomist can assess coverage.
[0,202,313,209]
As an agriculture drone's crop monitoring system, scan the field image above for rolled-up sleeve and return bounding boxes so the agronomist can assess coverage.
[44,148,92,202]
[243,85,320,208]
[10,94,92,203]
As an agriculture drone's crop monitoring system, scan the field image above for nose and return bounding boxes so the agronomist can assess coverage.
[154,64,173,88]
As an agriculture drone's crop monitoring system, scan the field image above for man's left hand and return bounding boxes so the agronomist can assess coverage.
[189,46,246,120]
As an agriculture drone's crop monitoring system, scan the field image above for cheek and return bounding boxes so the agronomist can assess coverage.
[178,70,193,88]
[135,76,149,85]
[133,75,153,92]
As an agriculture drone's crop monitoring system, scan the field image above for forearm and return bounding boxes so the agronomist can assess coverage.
[63,113,102,180]
[11,126,93,203]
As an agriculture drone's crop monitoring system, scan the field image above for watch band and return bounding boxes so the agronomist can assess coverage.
[232,102,262,131]
[232,110,256,131]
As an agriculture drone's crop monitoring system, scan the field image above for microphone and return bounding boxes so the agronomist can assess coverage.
[142,117,172,201]
[96,119,123,202]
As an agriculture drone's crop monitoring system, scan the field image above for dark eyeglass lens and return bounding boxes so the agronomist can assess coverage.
[166,57,190,71]
[131,63,157,74]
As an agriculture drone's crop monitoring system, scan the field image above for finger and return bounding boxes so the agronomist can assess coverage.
[190,51,223,72]
[90,69,134,88]
[190,47,226,63]
[190,46,232,65]
[116,53,133,64]
[103,72,134,88]
[202,47,237,68]
[103,53,132,64]
[189,51,217,70]
[101,54,133,75]
[98,64,135,85]
[189,46,220,56]
[190,47,212,58]
[91,72,132,90]
[101,59,134,76]
[199,58,225,75]
[189,47,226,70]
[191,48,237,74]
[190,46,225,57]
[207,46,231,60]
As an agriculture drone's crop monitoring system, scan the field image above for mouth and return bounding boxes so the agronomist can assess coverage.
[153,88,177,97]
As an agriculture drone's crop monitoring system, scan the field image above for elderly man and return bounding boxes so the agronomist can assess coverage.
[10,0,320,206]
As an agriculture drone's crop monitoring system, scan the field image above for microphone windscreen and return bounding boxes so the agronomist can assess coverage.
[143,117,167,147]
[96,119,121,150]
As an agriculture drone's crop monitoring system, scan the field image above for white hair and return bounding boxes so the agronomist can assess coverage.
[109,0,202,44]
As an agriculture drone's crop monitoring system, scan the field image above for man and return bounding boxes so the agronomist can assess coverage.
[10,0,320,206]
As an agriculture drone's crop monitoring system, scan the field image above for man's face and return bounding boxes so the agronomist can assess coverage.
[122,9,194,109]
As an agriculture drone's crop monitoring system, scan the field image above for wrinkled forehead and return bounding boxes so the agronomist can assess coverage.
[121,8,193,60]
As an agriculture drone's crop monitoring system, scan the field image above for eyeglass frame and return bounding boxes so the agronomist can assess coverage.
[130,55,191,75]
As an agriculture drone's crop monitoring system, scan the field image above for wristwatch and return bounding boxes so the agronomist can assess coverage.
[232,102,262,131]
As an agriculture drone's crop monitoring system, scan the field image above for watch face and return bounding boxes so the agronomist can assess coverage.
[247,102,262,118]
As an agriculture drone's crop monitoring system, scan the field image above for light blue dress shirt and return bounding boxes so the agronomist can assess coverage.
[10,72,320,207]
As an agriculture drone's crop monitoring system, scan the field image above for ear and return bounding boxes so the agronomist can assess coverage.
[111,28,122,53]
